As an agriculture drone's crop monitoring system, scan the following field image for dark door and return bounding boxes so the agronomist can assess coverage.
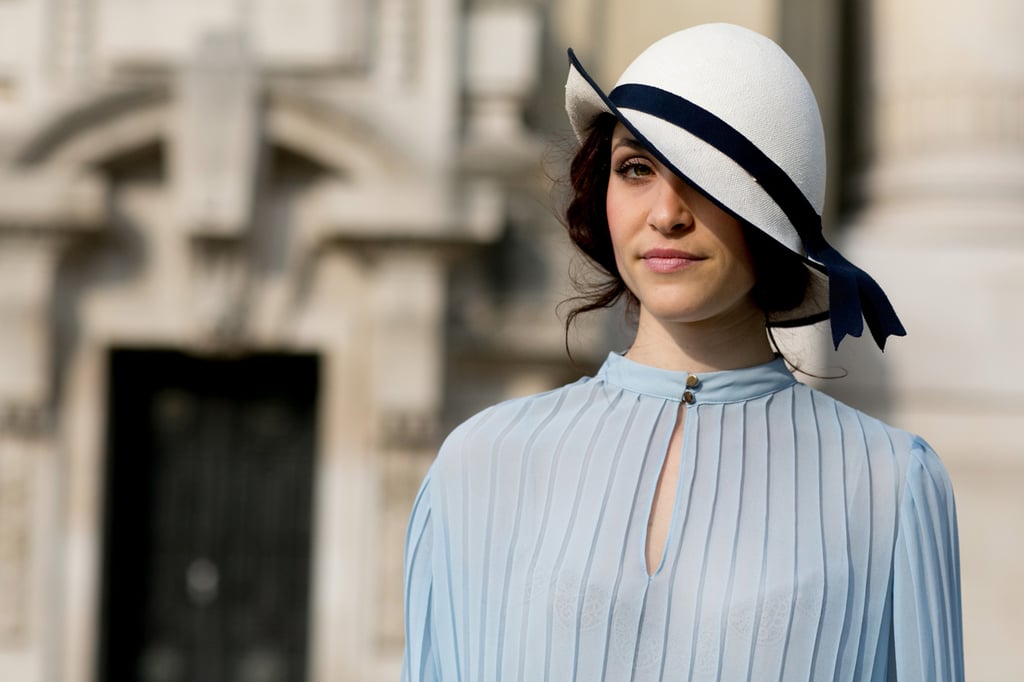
[99,350,319,682]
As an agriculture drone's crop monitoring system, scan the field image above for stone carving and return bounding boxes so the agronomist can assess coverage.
[378,410,439,452]
[172,31,260,238]
[170,32,261,348]
[464,4,541,141]
[189,239,251,348]
[0,434,32,643]
[0,236,61,432]
[377,451,433,650]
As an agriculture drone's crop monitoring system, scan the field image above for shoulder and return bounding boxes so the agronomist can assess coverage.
[793,383,943,477]
[789,385,957,516]
[900,433,956,509]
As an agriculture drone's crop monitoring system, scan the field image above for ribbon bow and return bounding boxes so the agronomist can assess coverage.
[803,230,906,350]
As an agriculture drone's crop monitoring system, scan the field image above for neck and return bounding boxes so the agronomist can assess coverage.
[625,305,776,373]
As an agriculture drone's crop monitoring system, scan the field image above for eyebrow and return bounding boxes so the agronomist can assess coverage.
[611,136,648,153]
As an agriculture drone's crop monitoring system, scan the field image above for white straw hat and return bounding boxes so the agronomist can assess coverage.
[565,23,905,350]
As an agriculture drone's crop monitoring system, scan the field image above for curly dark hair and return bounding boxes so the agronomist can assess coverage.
[562,112,810,336]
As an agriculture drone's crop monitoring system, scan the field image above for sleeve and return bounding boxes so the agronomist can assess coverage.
[892,438,965,681]
[401,471,440,682]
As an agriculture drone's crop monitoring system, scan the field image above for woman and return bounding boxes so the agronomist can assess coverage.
[402,24,963,681]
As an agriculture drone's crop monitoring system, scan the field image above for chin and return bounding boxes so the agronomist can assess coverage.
[640,300,717,324]
[638,294,760,328]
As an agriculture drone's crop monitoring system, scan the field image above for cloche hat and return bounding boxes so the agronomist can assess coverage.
[565,23,905,350]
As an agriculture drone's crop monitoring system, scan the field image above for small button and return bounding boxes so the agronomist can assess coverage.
[682,390,695,404]
[685,374,699,388]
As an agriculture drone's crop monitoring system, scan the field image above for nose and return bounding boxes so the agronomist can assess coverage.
[646,175,693,234]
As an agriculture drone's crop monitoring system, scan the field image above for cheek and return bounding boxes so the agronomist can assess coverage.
[728,241,757,291]
[605,183,622,233]
[711,221,757,288]
[605,186,629,265]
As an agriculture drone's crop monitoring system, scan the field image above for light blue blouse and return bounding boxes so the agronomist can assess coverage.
[402,353,963,681]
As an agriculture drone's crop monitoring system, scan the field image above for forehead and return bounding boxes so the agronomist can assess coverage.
[610,121,644,148]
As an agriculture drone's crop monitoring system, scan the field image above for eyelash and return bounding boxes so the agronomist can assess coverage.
[613,157,654,179]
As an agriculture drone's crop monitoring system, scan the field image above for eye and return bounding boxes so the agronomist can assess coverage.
[614,157,654,180]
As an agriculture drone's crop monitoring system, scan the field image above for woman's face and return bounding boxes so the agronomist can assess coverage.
[606,122,759,328]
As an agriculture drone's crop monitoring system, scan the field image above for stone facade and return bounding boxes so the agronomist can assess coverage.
[0,1,1020,681]
[813,1,1024,678]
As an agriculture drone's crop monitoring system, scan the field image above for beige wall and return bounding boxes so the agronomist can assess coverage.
[554,0,777,82]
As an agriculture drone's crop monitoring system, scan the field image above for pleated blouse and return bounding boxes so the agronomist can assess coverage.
[402,352,964,681]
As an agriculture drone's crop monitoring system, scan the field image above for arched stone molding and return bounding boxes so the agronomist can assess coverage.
[14,84,418,181]
[265,88,408,182]
[8,80,503,240]
[13,88,170,169]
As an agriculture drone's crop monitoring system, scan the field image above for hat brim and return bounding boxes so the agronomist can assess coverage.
[565,50,830,328]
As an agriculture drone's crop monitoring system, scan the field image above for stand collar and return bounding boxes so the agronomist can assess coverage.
[597,351,797,404]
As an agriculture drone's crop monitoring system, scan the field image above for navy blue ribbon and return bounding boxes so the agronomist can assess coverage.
[606,82,906,350]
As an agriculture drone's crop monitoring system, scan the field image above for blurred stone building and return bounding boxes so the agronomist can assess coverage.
[0,1,1020,681]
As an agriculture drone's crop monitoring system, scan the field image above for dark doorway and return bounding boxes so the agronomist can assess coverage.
[98,350,319,682]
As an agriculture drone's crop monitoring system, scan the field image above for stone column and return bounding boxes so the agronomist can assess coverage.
[0,169,104,682]
[0,236,59,682]
[369,252,446,650]
[828,2,1024,679]
[0,234,70,682]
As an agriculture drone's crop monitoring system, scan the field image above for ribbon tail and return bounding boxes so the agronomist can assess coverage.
[811,242,905,351]
[857,274,907,351]
[826,263,863,350]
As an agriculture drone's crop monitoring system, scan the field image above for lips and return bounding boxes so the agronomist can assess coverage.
[641,248,704,273]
